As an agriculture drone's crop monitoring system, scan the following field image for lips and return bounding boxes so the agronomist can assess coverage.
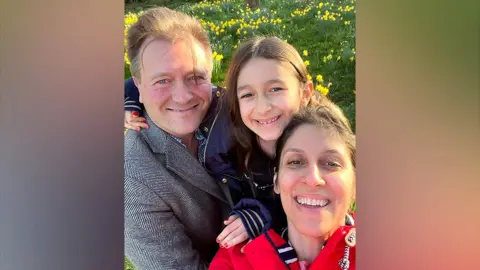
[255,115,281,125]
[167,104,199,112]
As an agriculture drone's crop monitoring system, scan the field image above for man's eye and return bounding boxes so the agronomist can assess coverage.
[188,76,206,82]
[155,79,169,84]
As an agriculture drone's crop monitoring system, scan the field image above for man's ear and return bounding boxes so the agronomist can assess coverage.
[301,81,314,107]
[273,171,280,195]
[133,77,143,104]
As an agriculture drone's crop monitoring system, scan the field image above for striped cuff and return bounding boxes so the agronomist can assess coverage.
[124,99,142,112]
[231,198,272,240]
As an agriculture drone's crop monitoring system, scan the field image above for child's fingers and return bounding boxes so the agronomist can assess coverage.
[222,230,249,249]
[216,217,242,243]
[223,214,239,225]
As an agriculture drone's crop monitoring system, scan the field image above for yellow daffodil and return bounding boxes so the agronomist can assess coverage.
[315,85,329,96]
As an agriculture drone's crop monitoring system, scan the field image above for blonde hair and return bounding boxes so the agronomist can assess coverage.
[127,7,213,81]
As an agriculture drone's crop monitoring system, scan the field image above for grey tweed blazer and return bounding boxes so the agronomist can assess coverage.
[124,115,230,270]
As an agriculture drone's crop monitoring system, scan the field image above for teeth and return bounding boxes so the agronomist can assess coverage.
[258,116,279,124]
[296,197,329,207]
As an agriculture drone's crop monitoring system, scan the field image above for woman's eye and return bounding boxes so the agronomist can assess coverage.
[326,161,341,168]
[287,160,304,166]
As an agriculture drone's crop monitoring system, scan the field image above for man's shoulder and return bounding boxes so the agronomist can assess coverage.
[124,130,166,173]
[124,129,152,158]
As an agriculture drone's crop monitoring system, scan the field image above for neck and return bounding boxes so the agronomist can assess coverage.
[287,224,326,264]
[179,133,198,156]
[257,137,276,158]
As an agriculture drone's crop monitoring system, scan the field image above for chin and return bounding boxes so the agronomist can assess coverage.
[257,130,282,142]
[295,222,332,238]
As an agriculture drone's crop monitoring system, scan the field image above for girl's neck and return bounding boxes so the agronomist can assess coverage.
[257,136,276,158]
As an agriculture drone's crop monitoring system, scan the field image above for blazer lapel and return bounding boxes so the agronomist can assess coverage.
[141,113,227,204]
[164,140,228,204]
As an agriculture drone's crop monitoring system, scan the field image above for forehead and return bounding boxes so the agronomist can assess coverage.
[282,124,349,158]
[237,58,298,86]
[140,37,209,77]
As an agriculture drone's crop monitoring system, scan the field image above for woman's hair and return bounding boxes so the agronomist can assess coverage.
[223,36,324,172]
[273,102,356,181]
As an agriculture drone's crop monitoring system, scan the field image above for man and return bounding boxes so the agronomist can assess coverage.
[124,7,232,269]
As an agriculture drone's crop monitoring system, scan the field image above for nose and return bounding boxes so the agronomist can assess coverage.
[255,94,272,114]
[171,81,193,104]
[304,164,326,187]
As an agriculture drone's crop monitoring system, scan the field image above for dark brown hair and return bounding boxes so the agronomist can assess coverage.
[273,103,356,180]
[223,36,325,172]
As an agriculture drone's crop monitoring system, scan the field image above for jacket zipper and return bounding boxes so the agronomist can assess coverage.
[203,108,221,169]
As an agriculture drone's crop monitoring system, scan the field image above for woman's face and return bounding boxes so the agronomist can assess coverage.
[275,124,355,239]
[236,58,312,143]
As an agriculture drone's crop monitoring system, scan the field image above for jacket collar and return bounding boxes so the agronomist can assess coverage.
[141,112,228,205]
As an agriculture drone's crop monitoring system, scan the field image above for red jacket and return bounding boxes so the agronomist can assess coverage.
[209,224,356,270]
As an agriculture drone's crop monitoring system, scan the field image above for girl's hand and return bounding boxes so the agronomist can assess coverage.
[216,215,249,249]
[125,111,148,131]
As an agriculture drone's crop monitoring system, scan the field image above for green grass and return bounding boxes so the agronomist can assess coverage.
[124,1,355,268]
[125,0,356,129]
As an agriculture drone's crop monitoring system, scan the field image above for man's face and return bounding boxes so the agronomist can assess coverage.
[135,38,212,139]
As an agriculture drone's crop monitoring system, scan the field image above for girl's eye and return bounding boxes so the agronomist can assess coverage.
[270,87,284,92]
[239,93,253,99]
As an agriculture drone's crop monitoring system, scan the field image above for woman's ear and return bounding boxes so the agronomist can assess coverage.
[301,81,314,107]
[273,171,280,194]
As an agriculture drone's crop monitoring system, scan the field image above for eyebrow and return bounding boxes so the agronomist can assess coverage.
[237,78,285,92]
[282,148,304,155]
[148,68,207,81]
[282,148,341,156]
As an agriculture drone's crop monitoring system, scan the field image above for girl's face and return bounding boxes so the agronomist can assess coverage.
[274,124,355,239]
[236,58,312,144]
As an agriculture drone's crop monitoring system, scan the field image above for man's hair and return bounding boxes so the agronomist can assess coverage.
[127,7,213,81]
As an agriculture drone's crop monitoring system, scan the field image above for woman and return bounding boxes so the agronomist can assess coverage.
[209,105,356,270]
